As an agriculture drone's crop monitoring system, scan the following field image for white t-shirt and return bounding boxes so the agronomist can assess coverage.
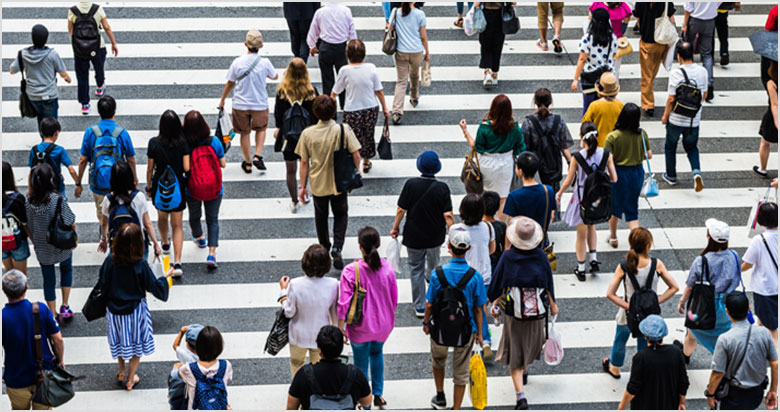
[743,229,778,297]
[175,345,199,364]
[452,222,495,285]
[332,63,382,112]
[684,2,719,20]
[226,53,277,111]
[101,191,149,224]
[667,63,708,128]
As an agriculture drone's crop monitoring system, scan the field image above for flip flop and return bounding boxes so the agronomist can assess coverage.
[602,358,620,379]
[116,372,126,388]
[453,18,464,28]
[126,374,140,391]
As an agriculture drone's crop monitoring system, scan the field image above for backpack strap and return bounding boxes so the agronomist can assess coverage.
[572,152,590,176]
[87,3,99,18]
[527,115,545,144]
[644,258,658,290]
[70,5,84,17]
[680,66,691,85]
[188,361,205,381]
[551,114,561,139]
[90,125,103,139]
[620,261,642,291]
[700,256,710,283]
[761,234,778,269]
[111,126,125,139]
[43,143,57,157]
[303,364,324,395]
[32,302,44,371]
[214,359,227,380]
[455,267,477,290]
[434,266,449,288]
[338,365,357,396]
[597,149,610,172]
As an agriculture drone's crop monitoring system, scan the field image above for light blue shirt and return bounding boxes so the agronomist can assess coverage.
[393,8,426,53]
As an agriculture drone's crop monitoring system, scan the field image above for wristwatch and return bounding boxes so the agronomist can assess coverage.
[704,389,715,398]
[422,320,429,326]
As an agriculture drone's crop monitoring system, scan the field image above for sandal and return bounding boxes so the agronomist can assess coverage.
[363,161,372,173]
[116,372,126,388]
[241,161,252,174]
[602,358,620,379]
[125,374,140,391]
[453,17,464,28]
[608,238,618,249]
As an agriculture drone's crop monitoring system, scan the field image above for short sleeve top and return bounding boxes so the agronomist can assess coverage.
[579,33,619,73]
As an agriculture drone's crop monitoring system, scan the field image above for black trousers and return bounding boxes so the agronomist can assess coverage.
[479,8,505,72]
[720,384,765,410]
[318,41,347,109]
[286,18,312,63]
[714,11,729,56]
[313,192,348,252]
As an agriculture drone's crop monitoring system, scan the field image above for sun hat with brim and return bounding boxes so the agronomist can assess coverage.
[506,216,544,250]
[639,314,668,342]
[597,72,620,97]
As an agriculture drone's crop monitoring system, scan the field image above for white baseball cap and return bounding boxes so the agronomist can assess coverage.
[705,218,730,243]
[448,226,471,249]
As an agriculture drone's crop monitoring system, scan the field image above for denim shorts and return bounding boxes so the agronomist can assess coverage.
[2,239,30,262]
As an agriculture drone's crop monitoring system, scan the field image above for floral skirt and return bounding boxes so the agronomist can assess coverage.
[344,106,379,159]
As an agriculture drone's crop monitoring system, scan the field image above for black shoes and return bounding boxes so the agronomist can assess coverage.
[374,395,387,409]
[515,398,529,410]
[644,108,654,117]
[574,268,587,282]
[589,260,601,273]
[253,155,266,171]
[431,393,447,410]
[706,85,714,102]
[331,249,344,270]
[720,53,729,66]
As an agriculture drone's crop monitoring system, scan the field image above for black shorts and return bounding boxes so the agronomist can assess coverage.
[754,293,778,330]
[760,107,777,143]
[282,150,300,162]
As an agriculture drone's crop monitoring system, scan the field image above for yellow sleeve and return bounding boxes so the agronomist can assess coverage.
[67,9,76,23]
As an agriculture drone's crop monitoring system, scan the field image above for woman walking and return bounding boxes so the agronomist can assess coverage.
[602,227,679,379]
[588,2,632,77]
[488,216,558,410]
[146,110,188,277]
[183,110,227,271]
[275,57,318,213]
[390,2,430,125]
[556,123,617,281]
[332,39,391,173]
[572,8,618,115]
[2,162,31,275]
[100,223,172,390]
[279,244,339,378]
[582,72,623,148]
[337,227,398,409]
[604,103,651,249]
[476,2,516,88]
[675,219,742,361]
[26,163,76,319]
[459,94,526,221]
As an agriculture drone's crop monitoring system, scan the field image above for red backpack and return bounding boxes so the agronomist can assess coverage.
[188,142,222,201]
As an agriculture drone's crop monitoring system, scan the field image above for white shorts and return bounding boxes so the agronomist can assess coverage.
[478,151,514,197]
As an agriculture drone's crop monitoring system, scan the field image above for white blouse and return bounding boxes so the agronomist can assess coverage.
[280,276,339,349]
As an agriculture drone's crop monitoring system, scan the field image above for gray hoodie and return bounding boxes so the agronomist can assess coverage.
[10,47,66,101]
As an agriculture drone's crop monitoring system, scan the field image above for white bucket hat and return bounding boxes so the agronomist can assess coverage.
[506,216,544,250]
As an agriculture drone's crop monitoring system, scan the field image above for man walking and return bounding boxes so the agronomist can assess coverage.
[391,151,455,318]
[705,292,778,410]
[714,3,741,66]
[67,2,119,115]
[307,2,357,110]
[284,2,320,63]
[661,42,708,192]
[424,227,486,410]
[536,2,564,53]
[219,29,278,174]
[683,2,718,101]
[296,95,361,270]
[503,152,556,236]
[9,25,71,128]
[632,2,676,117]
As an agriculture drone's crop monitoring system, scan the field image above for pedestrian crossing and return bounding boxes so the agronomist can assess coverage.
[1,2,775,409]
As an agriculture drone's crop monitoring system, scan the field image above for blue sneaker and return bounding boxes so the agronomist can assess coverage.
[207,255,217,271]
[662,173,678,186]
[193,237,207,248]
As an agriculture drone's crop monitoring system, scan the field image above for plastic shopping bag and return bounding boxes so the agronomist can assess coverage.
[747,185,777,238]
[544,315,563,366]
[386,237,402,274]
[215,108,236,153]
[463,6,476,36]
[469,346,487,410]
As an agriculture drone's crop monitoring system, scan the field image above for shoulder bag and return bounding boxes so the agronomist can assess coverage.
[654,2,678,45]
[17,50,37,119]
[580,36,613,94]
[461,148,483,194]
[382,8,398,55]
[345,262,367,324]
[685,256,717,330]
[421,60,432,87]
[31,303,81,407]
[731,250,755,324]
[640,129,659,198]
[333,124,363,193]
[47,196,78,251]
[542,184,557,271]
[715,324,752,400]
[377,116,392,160]
[264,308,290,356]
[82,264,111,322]
[501,3,520,35]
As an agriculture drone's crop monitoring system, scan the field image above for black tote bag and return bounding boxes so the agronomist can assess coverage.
[685,256,717,330]
[501,3,520,35]
[334,124,363,193]
[47,197,77,251]
[377,117,392,160]
[17,50,38,119]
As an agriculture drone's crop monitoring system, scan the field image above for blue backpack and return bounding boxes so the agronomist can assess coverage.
[107,191,142,246]
[189,360,228,410]
[153,151,183,211]
[88,124,125,192]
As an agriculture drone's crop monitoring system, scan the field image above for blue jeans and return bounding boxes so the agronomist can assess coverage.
[186,195,222,247]
[29,98,59,130]
[457,2,474,14]
[664,123,701,179]
[482,305,491,344]
[610,324,648,367]
[74,47,107,105]
[351,341,385,396]
[40,255,73,302]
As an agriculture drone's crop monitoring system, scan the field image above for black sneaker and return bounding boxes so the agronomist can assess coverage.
[672,339,691,365]
[431,394,447,410]
[574,268,587,282]
[705,85,714,102]
[589,260,601,273]
[720,53,729,66]
[172,263,183,279]
[515,399,529,410]
[331,249,344,270]
[644,108,654,117]
[252,155,267,171]
[632,24,640,34]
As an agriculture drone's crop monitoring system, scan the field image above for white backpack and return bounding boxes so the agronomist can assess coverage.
[510,287,547,320]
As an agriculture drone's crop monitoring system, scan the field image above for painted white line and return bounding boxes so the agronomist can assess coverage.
[2,121,763,152]
[3,1,770,8]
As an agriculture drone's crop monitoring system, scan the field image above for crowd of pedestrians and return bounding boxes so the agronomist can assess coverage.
[2,2,778,411]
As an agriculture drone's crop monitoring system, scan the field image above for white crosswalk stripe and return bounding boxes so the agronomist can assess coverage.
[1,2,774,410]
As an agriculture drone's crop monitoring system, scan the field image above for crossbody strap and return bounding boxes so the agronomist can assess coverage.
[32,302,44,371]
[640,129,652,174]
[408,179,438,216]
[761,234,778,269]
[236,55,262,82]
[726,324,753,381]
[353,262,360,290]
[542,183,550,238]
[17,50,25,81]
[455,267,477,289]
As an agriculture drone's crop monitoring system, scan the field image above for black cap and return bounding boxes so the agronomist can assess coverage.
[725,291,749,320]
[32,24,48,48]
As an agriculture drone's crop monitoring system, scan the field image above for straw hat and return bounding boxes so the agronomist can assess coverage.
[596,72,620,97]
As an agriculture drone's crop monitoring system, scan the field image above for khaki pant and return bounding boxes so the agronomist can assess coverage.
[289,344,321,378]
[392,51,424,115]
[537,2,564,29]
[639,40,667,110]
[93,193,105,223]
[430,334,475,386]
[6,385,51,410]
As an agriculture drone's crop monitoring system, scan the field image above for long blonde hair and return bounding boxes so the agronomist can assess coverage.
[277,57,316,102]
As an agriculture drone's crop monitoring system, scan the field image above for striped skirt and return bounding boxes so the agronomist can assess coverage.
[106,299,156,359]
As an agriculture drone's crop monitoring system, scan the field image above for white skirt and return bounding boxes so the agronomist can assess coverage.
[477,151,514,197]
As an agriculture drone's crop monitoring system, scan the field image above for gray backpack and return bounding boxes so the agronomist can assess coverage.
[303,364,356,410]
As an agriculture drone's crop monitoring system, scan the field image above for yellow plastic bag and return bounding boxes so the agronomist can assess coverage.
[469,347,487,410]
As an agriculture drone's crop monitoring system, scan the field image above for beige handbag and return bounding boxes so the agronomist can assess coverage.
[615,37,633,59]
[461,148,483,194]
[421,61,432,87]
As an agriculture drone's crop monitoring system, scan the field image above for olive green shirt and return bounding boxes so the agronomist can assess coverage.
[604,129,651,167]
[296,120,361,197]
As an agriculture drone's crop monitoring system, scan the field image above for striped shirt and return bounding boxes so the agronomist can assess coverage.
[26,193,75,266]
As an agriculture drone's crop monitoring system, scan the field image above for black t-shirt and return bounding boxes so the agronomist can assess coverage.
[147,137,190,193]
[632,2,676,44]
[397,177,452,250]
[3,192,28,242]
[626,344,690,410]
[288,360,371,410]
[489,220,507,270]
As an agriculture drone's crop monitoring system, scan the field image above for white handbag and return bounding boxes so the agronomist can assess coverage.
[654,2,678,45]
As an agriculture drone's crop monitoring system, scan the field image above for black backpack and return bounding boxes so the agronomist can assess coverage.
[621,258,661,338]
[70,4,101,59]
[526,115,563,185]
[282,102,314,152]
[32,144,62,189]
[429,266,477,347]
[685,256,717,330]
[672,67,703,125]
[572,149,612,225]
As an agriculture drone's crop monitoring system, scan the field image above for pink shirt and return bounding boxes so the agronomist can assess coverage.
[337,259,398,344]
[589,2,632,37]
[306,2,357,48]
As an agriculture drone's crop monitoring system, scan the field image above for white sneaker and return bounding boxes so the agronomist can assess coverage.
[491,75,498,87]
[289,201,298,214]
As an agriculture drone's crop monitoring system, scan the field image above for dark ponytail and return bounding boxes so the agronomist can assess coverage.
[583,130,599,159]
[402,2,412,17]
[533,88,552,119]
[626,227,653,274]
[358,226,382,271]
